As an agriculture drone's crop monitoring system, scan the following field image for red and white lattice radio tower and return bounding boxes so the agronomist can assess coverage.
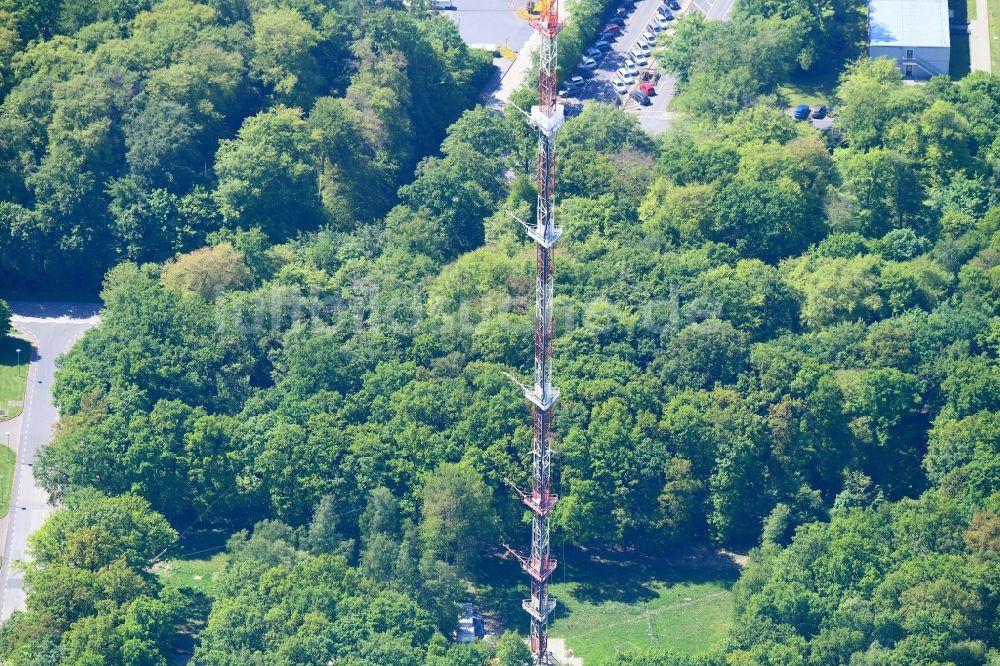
[505,0,564,661]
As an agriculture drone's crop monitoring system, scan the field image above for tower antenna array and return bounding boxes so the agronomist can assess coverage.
[506,0,564,662]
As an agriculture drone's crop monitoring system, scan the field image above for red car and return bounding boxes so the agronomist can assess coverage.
[639,82,655,96]
[602,23,622,32]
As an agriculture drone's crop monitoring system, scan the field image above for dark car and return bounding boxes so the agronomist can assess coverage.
[811,105,828,119]
[603,22,622,32]
[630,89,651,105]
[668,0,680,9]
[793,103,810,120]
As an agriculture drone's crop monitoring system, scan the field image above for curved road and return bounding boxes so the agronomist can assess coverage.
[0,302,100,621]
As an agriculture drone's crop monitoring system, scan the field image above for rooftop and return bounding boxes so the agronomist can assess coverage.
[868,0,950,48]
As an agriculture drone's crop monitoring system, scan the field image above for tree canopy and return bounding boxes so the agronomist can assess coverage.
[3,0,1000,660]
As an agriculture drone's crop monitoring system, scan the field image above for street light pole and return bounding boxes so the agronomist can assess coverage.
[15,348,20,378]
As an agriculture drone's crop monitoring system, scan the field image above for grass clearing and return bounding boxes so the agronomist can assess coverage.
[778,67,840,109]
[0,337,30,422]
[549,571,735,661]
[156,551,228,597]
[155,530,230,655]
[476,547,739,665]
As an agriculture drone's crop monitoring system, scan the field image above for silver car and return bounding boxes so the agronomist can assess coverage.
[629,48,649,65]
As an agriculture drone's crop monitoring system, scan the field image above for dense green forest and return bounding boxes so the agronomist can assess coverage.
[1,0,1000,661]
[0,0,492,289]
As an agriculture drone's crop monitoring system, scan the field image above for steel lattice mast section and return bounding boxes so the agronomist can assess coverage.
[507,0,564,662]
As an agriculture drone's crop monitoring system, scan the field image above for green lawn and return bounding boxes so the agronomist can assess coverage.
[778,67,840,109]
[153,534,229,654]
[156,551,229,597]
[0,444,14,518]
[0,336,30,421]
[476,548,739,664]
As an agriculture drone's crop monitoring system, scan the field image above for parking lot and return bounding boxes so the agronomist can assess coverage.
[559,0,691,133]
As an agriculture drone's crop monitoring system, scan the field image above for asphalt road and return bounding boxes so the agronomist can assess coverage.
[0,302,100,621]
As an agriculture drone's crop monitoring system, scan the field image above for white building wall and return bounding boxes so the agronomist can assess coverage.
[869,45,950,78]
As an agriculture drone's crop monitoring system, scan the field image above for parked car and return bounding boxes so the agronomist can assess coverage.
[616,66,635,83]
[666,0,680,10]
[611,77,629,94]
[793,103,810,120]
[566,75,585,88]
[557,87,572,98]
[629,48,649,65]
[603,22,622,32]
[586,47,602,58]
[648,21,662,33]
[657,9,674,20]
[610,15,626,25]
[641,30,657,44]
[600,31,618,42]
[616,6,629,16]
[621,59,639,75]
[654,14,670,28]
[811,105,828,119]
[639,81,656,96]
[593,40,613,51]
[631,89,651,105]
[579,56,598,70]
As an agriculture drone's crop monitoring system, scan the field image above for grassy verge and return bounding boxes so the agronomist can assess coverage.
[0,444,14,518]
[476,547,739,664]
[0,337,30,422]
[989,0,1000,72]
